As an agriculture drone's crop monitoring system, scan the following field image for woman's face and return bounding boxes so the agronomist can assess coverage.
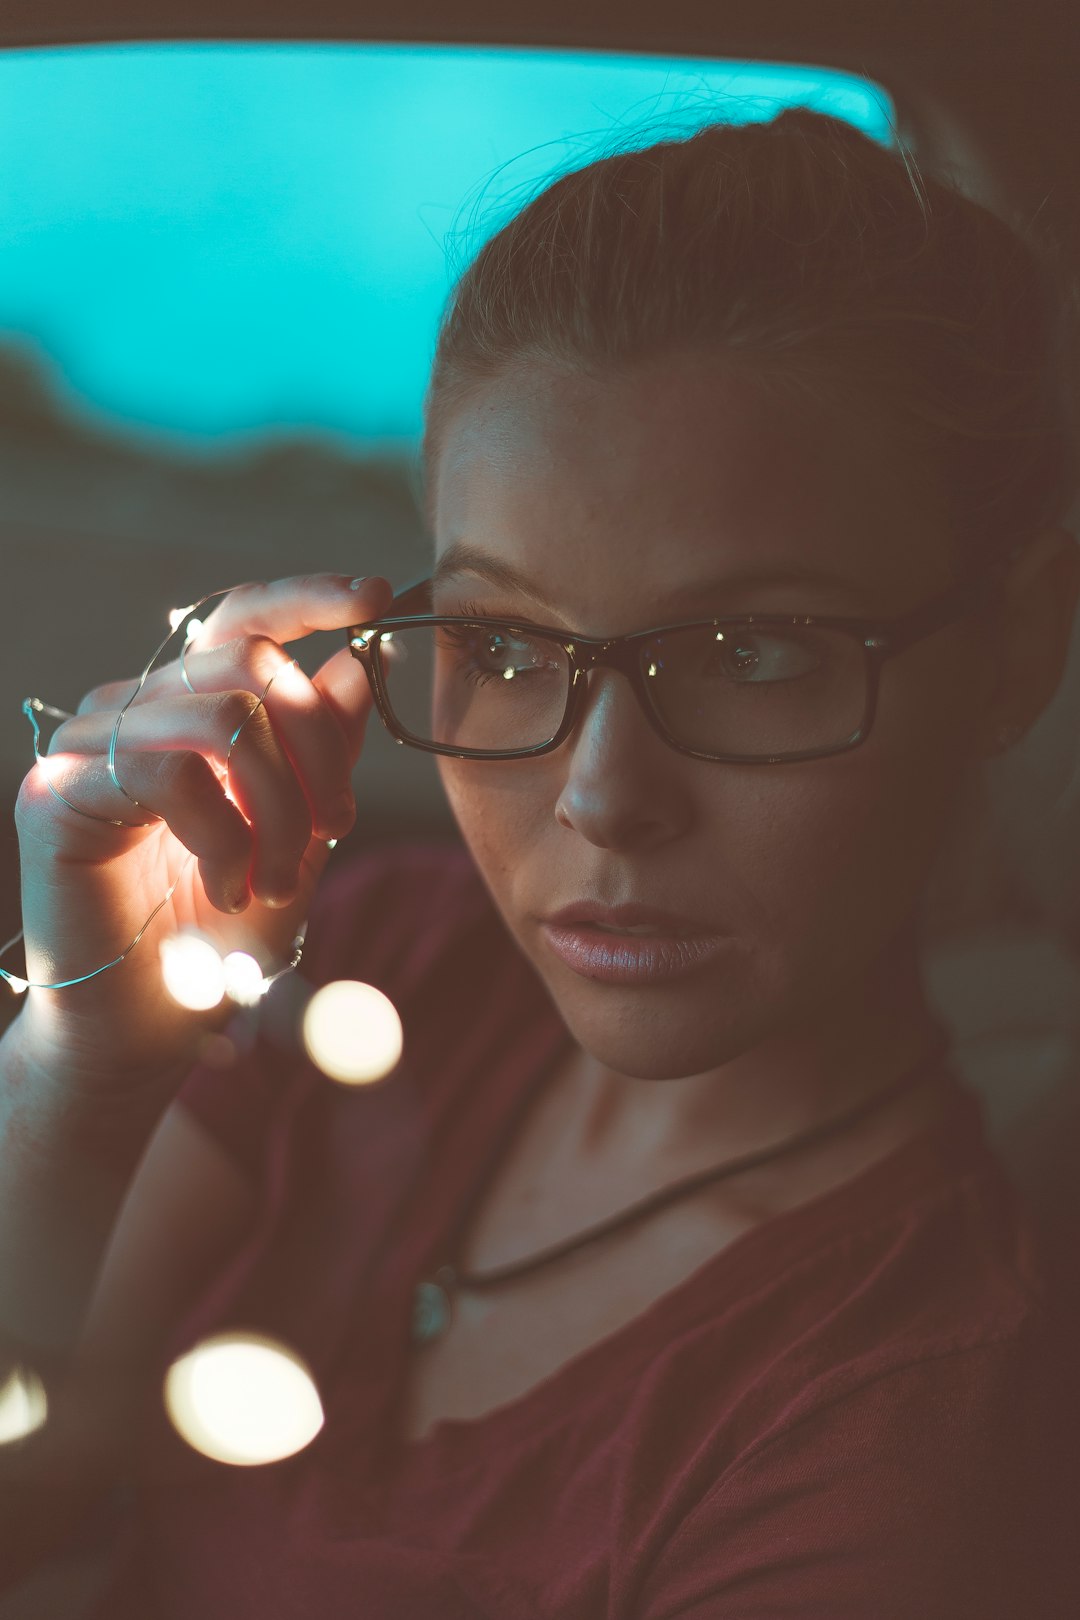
[428,353,993,1084]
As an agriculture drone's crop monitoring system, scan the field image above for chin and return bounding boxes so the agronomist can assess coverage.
[538,966,764,1082]
[570,1024,751,1083]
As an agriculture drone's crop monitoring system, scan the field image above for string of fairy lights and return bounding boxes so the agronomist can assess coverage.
[0,590,405,1465]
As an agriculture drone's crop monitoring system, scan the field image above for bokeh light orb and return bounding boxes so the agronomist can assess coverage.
[163,1331,324,1466]
[222,950,267,1007]
[160,932,226,1010]
[302,979,403,1085]
[0,1363,48,1445]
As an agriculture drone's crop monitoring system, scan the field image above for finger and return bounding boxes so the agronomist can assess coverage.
[76,677,148,716]
[74,575,394,715]
[193,573,394,654]
[51,695,314,908]
[309,643,382,757]
[90,635,359,835]
[27,747,254,915]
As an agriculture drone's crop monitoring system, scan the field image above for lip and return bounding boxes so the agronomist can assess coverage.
[540,922,731,984]
[543,900,719,935]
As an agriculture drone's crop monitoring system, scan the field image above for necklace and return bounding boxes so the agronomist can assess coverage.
[411,1031,951,1347]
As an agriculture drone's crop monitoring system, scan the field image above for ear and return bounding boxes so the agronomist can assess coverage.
[973,523,1080,757]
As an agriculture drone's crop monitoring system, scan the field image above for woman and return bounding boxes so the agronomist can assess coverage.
[1,108,1078,1617]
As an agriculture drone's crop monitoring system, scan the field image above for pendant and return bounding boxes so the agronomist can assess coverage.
[411,1264,457,1346]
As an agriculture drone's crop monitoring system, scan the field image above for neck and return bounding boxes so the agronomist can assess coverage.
[558,923,950,1178]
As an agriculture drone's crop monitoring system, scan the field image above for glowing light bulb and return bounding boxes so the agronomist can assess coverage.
[160,932,226,1010]
[36,751,75,787]
[302,980,403,1085]
[269,658,307,697]
[0,1364,48,1445]
[4,975,28,995]
[184,617,205,643]
[222,950,267,1007]
[168,605,194,632]
[163,1332,324,1466]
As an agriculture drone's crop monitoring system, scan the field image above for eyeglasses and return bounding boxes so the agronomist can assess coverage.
[346,542,1024,765]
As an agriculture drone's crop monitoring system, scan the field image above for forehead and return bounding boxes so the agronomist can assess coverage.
[430,355,951,618]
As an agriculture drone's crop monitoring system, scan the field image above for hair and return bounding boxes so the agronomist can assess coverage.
[419,105,1080,577]
[418,106,1080,947]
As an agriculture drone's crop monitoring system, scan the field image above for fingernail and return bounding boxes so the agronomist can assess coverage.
[349,577,368,590]
[262,890,295,910]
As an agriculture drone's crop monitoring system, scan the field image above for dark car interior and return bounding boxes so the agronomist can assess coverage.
[0,3,1077,1613]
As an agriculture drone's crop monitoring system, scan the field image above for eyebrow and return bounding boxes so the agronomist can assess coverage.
[431,541,866,613]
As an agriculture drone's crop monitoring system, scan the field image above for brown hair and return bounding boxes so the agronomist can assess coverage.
[420,106,1079,573]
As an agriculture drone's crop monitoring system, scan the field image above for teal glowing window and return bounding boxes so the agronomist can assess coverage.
[0,44,895,447]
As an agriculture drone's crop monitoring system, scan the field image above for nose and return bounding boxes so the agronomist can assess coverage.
[553,667,690,849]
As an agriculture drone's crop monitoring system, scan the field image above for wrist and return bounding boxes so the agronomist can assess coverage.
[0,1015,186,1153]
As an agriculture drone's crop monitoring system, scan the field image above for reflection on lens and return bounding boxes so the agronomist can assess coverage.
[645,624,866,756]
[379,622,568,752]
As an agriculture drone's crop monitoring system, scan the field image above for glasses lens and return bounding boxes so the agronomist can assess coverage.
[376,621,570,753]
[643,623,869,758]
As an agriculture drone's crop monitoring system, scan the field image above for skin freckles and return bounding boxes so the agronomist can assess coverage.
[426,351,1079,1190]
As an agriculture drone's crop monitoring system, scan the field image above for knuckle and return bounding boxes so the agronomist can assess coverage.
[242,632,279,663]
[226,579,271,615]
[285,572,328,597]
[14,769,48,829]
[223,583,265,609]
[47,716,77,751]
[220,631,278,673]
[155,749,210,797]
[76,683,114,715]
[216,689,263,733]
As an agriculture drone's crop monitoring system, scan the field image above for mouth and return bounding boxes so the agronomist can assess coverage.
[539,919,731,983]
[582,921,673,937]
[542,901,721,937]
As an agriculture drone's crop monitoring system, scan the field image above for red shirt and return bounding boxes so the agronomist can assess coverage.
[92,842,1078,1618]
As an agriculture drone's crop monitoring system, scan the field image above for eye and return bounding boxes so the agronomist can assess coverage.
[438,623,560,686]
[708,629,826,682]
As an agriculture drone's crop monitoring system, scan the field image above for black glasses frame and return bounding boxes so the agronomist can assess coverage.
[346,540,1025,765]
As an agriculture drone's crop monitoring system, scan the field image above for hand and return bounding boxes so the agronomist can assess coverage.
[11,572,394,1094]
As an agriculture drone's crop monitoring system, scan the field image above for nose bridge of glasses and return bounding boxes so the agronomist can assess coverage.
[563,636,661,743]
[567,632,648,679]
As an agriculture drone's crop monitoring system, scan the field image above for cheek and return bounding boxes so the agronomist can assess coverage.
[733,709,972,991]
[436,758,550,879]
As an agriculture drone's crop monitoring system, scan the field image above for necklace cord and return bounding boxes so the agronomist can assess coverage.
[445,1031,952,1292]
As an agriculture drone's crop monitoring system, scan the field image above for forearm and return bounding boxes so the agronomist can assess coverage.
[0,1016,181,1367]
